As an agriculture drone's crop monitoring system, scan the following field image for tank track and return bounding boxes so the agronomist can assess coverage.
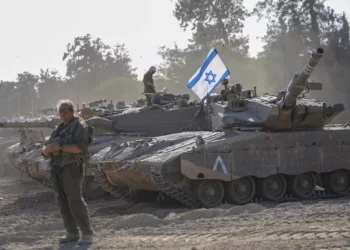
[150,171,350,208]
[150,171,202,208]
[92,165,136,207]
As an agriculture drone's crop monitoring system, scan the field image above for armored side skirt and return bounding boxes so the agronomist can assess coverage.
[180,128,350,181]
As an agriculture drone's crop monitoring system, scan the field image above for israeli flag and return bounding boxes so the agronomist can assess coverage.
[187,48,230,101]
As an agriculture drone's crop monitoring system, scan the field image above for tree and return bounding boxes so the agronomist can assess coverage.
[62,34,138,102]
[36,69,66,109]
[0,81,18,118]
[173,0,249,54]
[15,72,39,116]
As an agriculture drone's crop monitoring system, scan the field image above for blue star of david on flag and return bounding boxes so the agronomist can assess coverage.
[204,70,217,85]
[187,48,230,101]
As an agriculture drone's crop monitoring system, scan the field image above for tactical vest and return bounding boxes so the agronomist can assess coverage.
[50,118,93,166]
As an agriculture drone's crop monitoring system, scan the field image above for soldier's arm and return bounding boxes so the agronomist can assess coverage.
[144,74,154,86]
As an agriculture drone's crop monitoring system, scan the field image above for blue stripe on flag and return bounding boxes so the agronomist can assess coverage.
[201,69,230,101]
[187,49,218,89]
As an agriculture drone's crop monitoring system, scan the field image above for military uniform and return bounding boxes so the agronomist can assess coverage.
[45,117,93,238]
[143,71,156,106]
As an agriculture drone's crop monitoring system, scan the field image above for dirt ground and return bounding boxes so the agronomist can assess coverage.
[2,175,350,250]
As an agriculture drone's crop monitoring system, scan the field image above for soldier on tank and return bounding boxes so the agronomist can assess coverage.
[222,78,229,91]
[80,103,94,120]
[107,100,114,110]
[42,99,93,245]
[219,78,229,101]
[143,66,156,106]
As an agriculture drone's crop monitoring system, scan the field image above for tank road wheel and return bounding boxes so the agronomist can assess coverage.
[324,170,350,195]
[193,180,224,208]
[225,177,255,205]
[290,172,316,198]
[259,174,287,201]
[82,176,107,200]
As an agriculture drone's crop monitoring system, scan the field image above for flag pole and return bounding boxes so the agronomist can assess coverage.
[202,32,212,130]
[203,33,209,101]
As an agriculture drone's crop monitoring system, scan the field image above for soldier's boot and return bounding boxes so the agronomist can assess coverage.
[59,233,80,244]
[78,234,93,245]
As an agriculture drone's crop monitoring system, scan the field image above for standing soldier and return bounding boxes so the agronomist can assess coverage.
[42,99,93,245]
[107,100,114,110]
[143,66,156,106]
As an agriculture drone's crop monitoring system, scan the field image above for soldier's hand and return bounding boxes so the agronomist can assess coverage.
[50,143,60,152]
[43,145,53,155]
[44,143,59,153]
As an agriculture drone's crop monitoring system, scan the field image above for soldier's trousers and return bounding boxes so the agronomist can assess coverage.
[52,162,93,235]
[145,95,152,106]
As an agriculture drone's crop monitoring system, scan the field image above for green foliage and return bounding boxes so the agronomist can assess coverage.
[174,0,249,53]
[61,33,138,101]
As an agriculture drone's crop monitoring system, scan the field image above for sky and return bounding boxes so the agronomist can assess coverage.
[0,0,349,81]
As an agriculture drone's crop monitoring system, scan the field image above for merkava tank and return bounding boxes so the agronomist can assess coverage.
[5,128,50,184]
[1,118,113,199]
[90,47,350,208]
[3,91,209,200]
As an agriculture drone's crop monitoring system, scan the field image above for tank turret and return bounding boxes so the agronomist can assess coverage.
[97,91,208,136]
[210,47,345,131]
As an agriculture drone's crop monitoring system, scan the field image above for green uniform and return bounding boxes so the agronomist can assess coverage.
[143,71,156,106]
[45,117,93,236]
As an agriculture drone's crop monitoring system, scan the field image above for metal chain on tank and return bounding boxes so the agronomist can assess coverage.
[92,165,136,207]
[150,171,202,209]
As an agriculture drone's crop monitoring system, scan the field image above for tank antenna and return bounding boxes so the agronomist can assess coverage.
[282,33,287,86]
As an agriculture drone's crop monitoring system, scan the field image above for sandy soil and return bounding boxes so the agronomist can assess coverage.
[1,176,350,250]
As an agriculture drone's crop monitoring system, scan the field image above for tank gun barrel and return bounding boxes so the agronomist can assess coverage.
[282,47,324,108]
[0,119,60,129]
